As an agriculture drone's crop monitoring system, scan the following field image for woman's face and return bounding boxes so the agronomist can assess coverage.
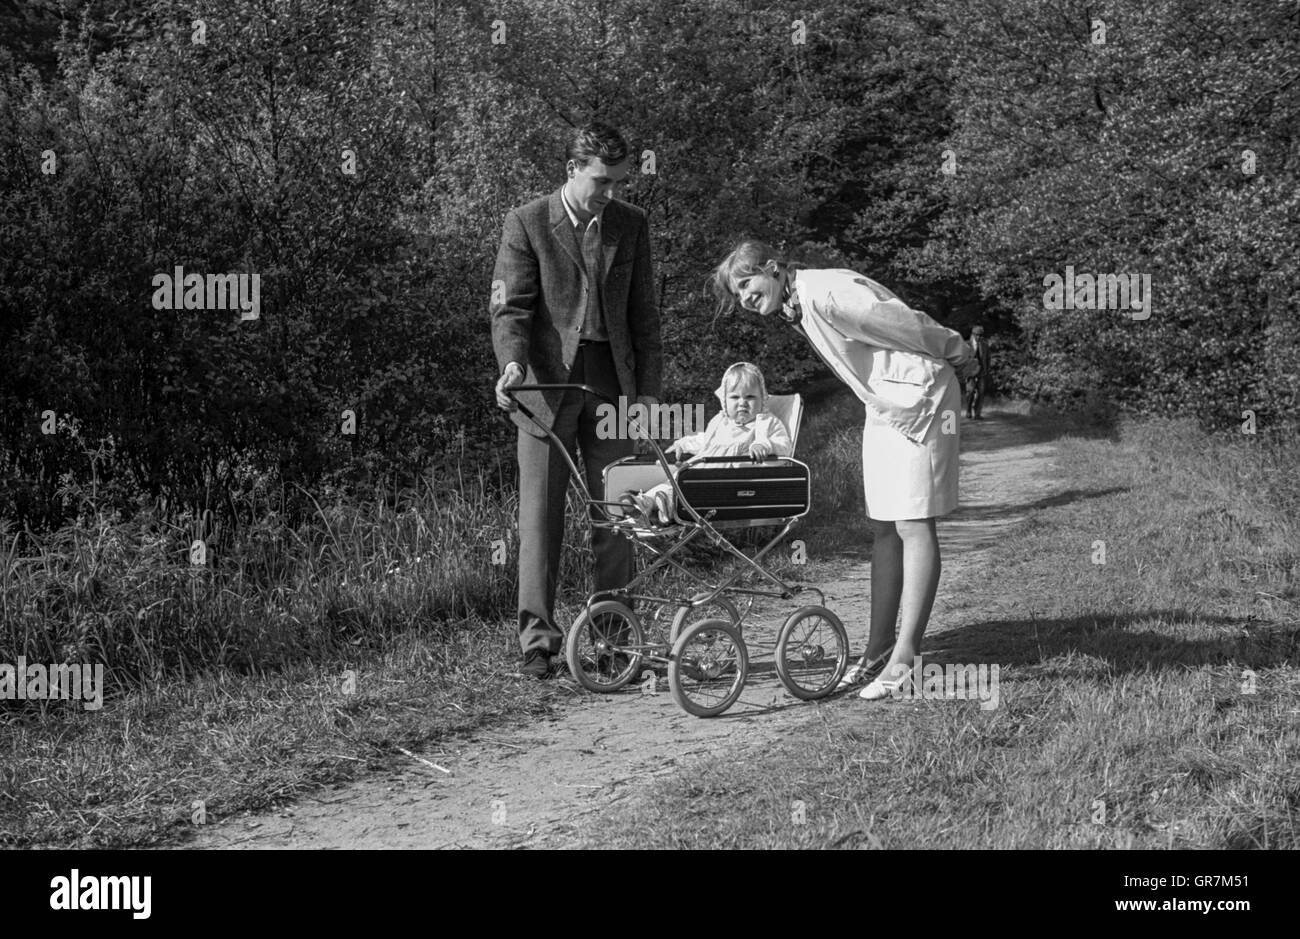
[724,378,763,425]
[731,265,783,316]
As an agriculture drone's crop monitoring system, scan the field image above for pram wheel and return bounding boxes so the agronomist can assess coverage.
[775,606,849,700]
[565,601,644,693]
[668,619,748,717]
[668,592,741,645]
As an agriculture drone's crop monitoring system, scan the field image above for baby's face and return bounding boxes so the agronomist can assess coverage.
[724,379,763,425]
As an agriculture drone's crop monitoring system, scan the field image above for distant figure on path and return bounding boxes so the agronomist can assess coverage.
[965,325,991,420]
[491,122,663,680]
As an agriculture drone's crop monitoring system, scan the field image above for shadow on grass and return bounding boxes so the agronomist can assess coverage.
[926,610,1300,674]
[947,485,1130,522]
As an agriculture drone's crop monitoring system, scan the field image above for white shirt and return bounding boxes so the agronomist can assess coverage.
[561,183,602,234]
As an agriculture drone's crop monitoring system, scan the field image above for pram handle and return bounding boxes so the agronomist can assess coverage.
[501,383,676,517]
[504,383,616,407]
[500,384,612,434]
[503,383,662,444]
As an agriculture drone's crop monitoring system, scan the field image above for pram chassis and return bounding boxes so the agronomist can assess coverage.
[504,383,849,716]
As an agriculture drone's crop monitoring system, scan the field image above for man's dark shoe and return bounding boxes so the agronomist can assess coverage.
[520,649,553,679]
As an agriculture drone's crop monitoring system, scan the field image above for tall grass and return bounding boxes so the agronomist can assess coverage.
[0,450,597,846]
[0,464,532,689]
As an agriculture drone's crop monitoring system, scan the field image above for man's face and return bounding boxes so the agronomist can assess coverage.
[567,157,631,216]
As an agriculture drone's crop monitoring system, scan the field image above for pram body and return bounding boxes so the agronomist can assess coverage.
[505,383,849,716]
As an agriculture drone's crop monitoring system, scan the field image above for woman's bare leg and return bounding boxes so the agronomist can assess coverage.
[888,517,941,669]
[867,518,903,661]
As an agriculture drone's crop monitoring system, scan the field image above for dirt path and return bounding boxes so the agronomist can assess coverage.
[194,404,1061,849]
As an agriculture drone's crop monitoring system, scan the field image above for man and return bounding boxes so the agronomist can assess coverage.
[491,122,662,679]
[965,325,991,419]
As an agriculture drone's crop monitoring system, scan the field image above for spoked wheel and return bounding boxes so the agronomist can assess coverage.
[565,601,644,693]
[668,618,748,717]
[774,606,849,700]
[668,592,741,645]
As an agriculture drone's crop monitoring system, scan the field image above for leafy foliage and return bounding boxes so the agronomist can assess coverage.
[1,0,1294,534]
[925,0,1300,426]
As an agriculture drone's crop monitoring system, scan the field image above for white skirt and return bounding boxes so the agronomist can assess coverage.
[860,369,961,521]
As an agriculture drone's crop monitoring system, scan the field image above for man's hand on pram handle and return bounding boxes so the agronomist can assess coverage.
[498,381,618,422]
[494,362,525,410]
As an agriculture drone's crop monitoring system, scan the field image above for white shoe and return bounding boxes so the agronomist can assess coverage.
[835,647,894,692]
[859,664,913,701]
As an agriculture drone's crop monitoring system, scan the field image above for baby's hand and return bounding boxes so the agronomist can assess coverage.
[748,441,772,460]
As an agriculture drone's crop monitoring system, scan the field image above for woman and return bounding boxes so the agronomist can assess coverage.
[710,241,978,700]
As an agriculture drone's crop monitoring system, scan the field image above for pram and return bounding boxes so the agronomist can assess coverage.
[505,383,850,717]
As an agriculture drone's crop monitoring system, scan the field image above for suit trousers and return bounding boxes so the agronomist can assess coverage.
[516,342,635,655]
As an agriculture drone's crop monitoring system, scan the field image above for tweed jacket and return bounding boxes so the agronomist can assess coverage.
[491,187,662,435]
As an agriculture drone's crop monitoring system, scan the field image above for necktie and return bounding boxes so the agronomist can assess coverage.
[580,221,604,340]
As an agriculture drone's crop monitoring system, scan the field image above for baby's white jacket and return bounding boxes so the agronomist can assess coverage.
[672,412,793,458]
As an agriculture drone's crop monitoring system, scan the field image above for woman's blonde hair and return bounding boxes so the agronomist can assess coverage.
[708,239,800,319]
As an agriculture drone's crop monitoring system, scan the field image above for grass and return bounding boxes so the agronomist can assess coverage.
[1,630,566,846]
[572,404,1300,849]
[7,386,1296,848]
[0,450,600,846]
[0,376,858,847]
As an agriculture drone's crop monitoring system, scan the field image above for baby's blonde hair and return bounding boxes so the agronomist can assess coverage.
[721,361,768,406]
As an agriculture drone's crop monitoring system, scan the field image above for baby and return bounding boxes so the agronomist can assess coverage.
[620,362,793,526]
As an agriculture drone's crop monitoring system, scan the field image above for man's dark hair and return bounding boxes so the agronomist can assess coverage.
[566,121,630,168]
